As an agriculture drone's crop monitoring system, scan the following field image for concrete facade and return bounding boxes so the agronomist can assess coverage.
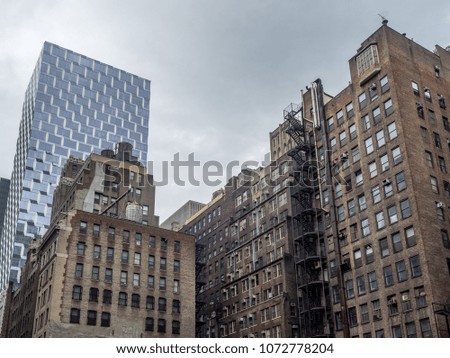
[160,200,206,231]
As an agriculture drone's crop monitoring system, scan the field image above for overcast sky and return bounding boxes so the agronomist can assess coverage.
[0,0,449,222]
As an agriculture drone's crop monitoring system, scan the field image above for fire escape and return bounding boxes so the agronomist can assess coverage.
[195,243,207,337]
[284,103,331,337]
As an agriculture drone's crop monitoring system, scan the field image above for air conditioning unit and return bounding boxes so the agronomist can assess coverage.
[314,261,321,269]
[416,103,423,109]
[401,294,409,301]
[290,302,296,307]
[249,334,255,338]
[268,292,273,299]
[436,201,444,208]
[370,83,377,90]
[211,311,216,318]
[373,310,382,320]
[388,298,397,305]
[382,178,391,186]
[239,317,244,321]
[341,152,348,160]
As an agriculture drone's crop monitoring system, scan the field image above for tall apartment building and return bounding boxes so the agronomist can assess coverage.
[3,146,195,338]
[281,22,450,338]
[160,200,206,231]
[0,42,151,290]
[182,156,299,338]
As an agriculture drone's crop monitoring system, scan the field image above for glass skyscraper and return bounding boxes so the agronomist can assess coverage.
[0,42,151,289]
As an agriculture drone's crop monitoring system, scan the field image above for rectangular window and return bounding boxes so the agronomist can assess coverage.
[442,230,450,249]
[361,218,370,237]
[147,275,154,288]
[337,205,345,222]
[120,270,127,285]
[347,199,356,217]
[396,171,406,191]
[93,245,101,260]
[368,271,378,291]
[327,116,334,131]
[330,137,336,151]
[365,244,374,263]
[354,249,362,268]
[372,107,382,124]
[349,123,357,140]
[79,221,87,234]
[134,252,141,266]
[379,237,390,257]
[131,293,140,307]
[372,185,381,203]
[410,255,422,277]
[380,75,389,92]
[355,169,363,186]
[439,156,447,173]
[76,242,86,256]
[400,199,411,218]
[405,226,416,247]
[383,265,394,286]
[358,92,367,109]
[345,280,354,299]
[384,98,393,116]
[346,102,354,119]
[146,296,155,310]
[365,137,374,154]
[174,279,180,293]
[103,290,112,304]
[101,312,110,327]
[91,266,99,280]
[356,45,379,76]
[396,260,408,281]
[420,318,432,338]
[358,194,367,211]
[348,307,357,327]
[360,303,369,324]
[425,151,434,168]
[335,182,342,198]
[93,224,100,238]
[356,275,366,295]
[337,109,344,125]
[361,114,370,131]
[443,116,450,131]
[118,292,127,306]
[434,132,442,148]
[87,310,97,326]
[392,146,402,165]
[174,260,180,273]
[369,161,378,178]
[121,250,129,264]
[148,255,155,269]
[70,308,80,324]
[145,317,154,331]
[412,81,419,95]
[380,154,389,172]
[160,257,167,270]
[133,273,140,287]
[105,268,113,282]
[384,179,393,197]
[387,122,397,140]
[387,205,398,224]
[174,240,181,253]
[160,277,166,290]
[339,130,347,146]
[161,238,168,250]
[376,129,385,147]
[122,230,130,244]
[352,146,360,163]
[391,232,402,252]
[375,211,385,230]
[72,285,82,300]
[108,227,115,240]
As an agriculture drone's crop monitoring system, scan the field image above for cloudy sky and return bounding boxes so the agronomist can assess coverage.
[0,0,449,222]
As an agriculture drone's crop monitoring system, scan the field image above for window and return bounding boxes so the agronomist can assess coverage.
[356,275,366,295]
[103,289,112,304]
[372,300,381,321]
[79,221,87,234]
[93,224,100,238]
[135,233,142,246]
[351,147,360,164]
[174,240,181,253]
[355,169,363,186]
[372,186,381,203]
[120,270,127,285]
[376,129,385,148]
[380,237,390,257]
[105,268,113,282]
[332,285,340,303]
[147,275,154,288]
[429,109,436,124]
[387,205,398,224]
[87,310,97,326]
[384,179,393,197]
[431,176,439,193]
[90,266,99,280]
[405,226,416,247]
[330,137,336,151]
[395,171,406,191]
[365,245,374,263]
[146,296,155,310]
[133,273,140,286]
[122,230,130,244]
[380,154,389,172]
[361,218,370,237]
[334,183,342,199]
[121,250,129,264]
[160,257,167,270]
[434,132,442,148]
[174,260,180,273]
[392,146,402,165]
[172,320,181,335]
[72,285,82,300]
[76,242,86,256]
[439,156,447,173]
[383,265,394,286]
[445,181,450,198]
[118,292,127,306]
[360,303,369,324]
[148,255,155,269]
[149,236,156,248]
[335,312,343,331]
[369,161,378,178]
[101,312,110,327]
[159,277,166,290]
[417,102,425,118]
[368,271,378,291]
[420,318,432,338]
[337,109,344,125]
[392,325,402,338]
[375,211,385,230]
[133,252,141,266]
[365,137,374,154]
[390,232,402,253]
[384,98,393,116]
[424,88,432,102]
[89,287,99,302]
[327,116,334,131]
[380,75,389,92]
[372,107,382,124]
[396,260,408,282]
[173,299,181,314]
[358,92,367,109]
[158,297,167,311]
[131,293,140,308]
[161,238,168,250]
[105,247,114,262]
[70,308,80,324]
[400,199,411,218]
[346,102,354,119]
[346,125,356,142]
[348,307,357,327]
[108,227,115,240]
[339,130,347,147]
[345,279,354,299]
[92,245,101,260]
[387,122,397,141]
[158,319,166,333]
[442,230,450,249]
[412,81,419,95]
[354,249,362,268]
[437,206,445,221]
[410,255,422,277]
[361,114,371,131]
[356,45,379,76]
[337,205,345,222]
[358,194,367,211]
[345,199,355,217]
[145,317,154,331]
[425,151,434,168]
[173,279,180,293]
[443,116,450,131]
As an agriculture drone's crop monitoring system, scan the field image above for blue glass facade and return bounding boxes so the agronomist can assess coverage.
[0,42,150,289]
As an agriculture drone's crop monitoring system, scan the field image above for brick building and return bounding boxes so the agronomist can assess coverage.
[4,144,196,337]
[282,22,450,338]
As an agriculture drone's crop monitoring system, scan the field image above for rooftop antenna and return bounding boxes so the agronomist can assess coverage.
[378,14,388,25]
